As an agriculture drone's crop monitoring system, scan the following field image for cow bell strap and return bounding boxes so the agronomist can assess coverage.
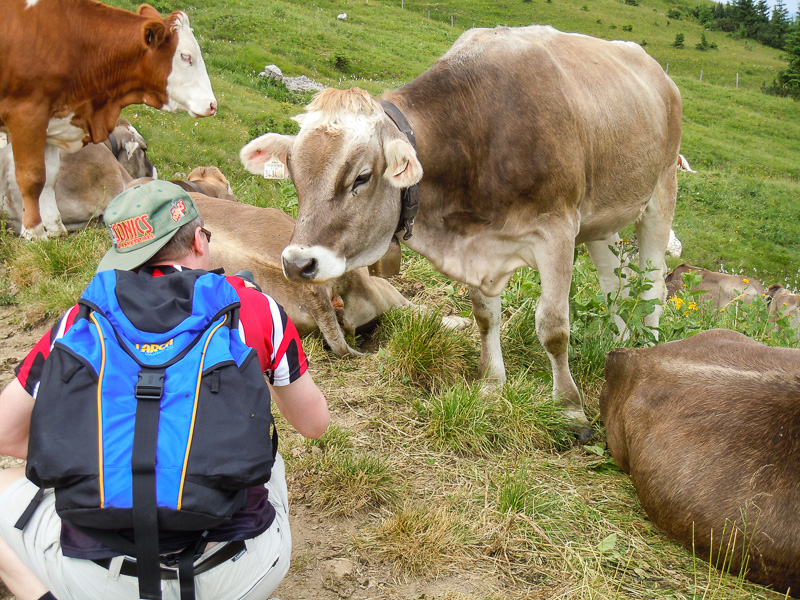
[379,100,420,241]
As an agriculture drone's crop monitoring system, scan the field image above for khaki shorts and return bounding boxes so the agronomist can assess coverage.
[0,454,291,600]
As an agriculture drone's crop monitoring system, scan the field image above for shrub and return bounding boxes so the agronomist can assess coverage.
[673,32,685,48]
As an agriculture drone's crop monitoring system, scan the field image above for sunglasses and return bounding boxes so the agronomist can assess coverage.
[200,227,212,243]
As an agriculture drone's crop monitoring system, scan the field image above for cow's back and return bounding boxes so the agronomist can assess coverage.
[393,26,681,245]
[600,329,800,594]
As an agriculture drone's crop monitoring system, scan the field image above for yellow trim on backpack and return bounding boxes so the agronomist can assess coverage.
[89,314,106,508]
[177,314,228,509]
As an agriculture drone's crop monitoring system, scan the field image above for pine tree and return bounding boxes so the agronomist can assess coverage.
[779,24,800,98]
[673,32,686,48]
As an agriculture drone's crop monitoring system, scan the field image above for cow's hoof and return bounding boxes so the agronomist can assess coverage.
[572,425,594,443]
[21,223,47,241]
[441,315,472,330]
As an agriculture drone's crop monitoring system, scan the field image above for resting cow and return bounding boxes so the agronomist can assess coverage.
[600,329,800,596]
[767,284,800,336]
[1,120,154,233]
[239,25,682,434]
[0,0,216,239]
[666,264,765,309]
[105,118,157,181]
[173,166,237,201]
[129,167,238,203]
[193,195,413,357]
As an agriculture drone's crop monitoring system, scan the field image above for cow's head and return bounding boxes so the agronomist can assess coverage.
[112,119,156,179]
[138,6,217,118]
[240,88,422,283]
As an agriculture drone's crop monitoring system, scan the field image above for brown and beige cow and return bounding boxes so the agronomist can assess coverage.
[239,26,682,435]
[665,263,765,309]
[766,283,800,336]
[0,0,216,239]
[172,167,237,201]
[600,329,800,596]
[194,195,415,357]
[1,120,154,233]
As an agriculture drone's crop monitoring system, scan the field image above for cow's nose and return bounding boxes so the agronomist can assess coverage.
[283,255,318,282]
[208,101,217,116]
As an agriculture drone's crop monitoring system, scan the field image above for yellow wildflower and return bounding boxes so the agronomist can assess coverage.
[671,296,685,309]
[688,301,698,311]
[742,278,749,284]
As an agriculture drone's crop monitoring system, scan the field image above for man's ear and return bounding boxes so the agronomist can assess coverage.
[384,139,423,189]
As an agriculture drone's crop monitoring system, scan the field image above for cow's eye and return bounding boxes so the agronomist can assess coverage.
[181,53,193,66]
[352,172,371,192]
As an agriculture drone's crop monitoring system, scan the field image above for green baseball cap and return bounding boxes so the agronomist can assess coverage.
[97,181,200,272]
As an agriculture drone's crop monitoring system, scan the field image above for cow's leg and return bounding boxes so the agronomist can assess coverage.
[305,285,363,358]
[586,234,629,338]
[37,145,66,237]
[4,112,49,240]
[533,235,592,435]
[468,286,505,388]
[634,165,678,334]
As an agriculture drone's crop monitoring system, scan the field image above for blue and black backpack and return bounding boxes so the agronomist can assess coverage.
[24,268,277,600]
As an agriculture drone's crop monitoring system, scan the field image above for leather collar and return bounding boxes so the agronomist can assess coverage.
[379,100,419,241]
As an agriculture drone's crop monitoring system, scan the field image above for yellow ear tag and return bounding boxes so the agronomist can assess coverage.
[263,157,286,180]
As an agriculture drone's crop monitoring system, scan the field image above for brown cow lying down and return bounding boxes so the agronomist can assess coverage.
[600,329,800,596]
[767,284,800,336]
[1,120,154,233]
[666,264,765,309]
[194,195,468,356]
[196,195,409,356]
[129,166,238,203]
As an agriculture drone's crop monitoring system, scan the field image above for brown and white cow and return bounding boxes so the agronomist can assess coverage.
[1,119,154,233]
[665,264,765,309]
[0,0,216,239]
[194,195,413,357]
[600,329,800,596]
[239,26,682,434]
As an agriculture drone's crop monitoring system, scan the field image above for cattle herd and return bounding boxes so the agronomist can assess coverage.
[0,0,798,596]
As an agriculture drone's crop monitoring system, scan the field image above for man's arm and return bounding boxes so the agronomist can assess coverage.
[0,379,35,460]
[269,371,329,439]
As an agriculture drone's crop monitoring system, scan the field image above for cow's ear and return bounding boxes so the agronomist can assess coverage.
[240,134,295,177]
[142,20,167,48]
[137,4,161,19]
[384,139,423,189]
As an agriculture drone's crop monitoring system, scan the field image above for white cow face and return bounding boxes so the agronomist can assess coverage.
[163,12,217,118]
[240,102,422,283]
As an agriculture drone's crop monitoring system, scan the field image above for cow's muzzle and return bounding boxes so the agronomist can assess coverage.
[283,255,318,282]
[281,245,346,283]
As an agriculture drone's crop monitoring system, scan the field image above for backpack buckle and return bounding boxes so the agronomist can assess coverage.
[135,369,165,401]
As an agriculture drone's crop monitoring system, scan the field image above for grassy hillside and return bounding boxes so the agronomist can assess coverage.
[104,0,800,286]
[1,0,799,599]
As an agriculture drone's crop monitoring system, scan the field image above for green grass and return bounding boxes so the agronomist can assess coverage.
[2,0,799,598]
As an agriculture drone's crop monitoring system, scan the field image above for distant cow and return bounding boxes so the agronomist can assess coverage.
[173,167,237,201]
[0,0,216,239]
[600,329,800,596]
[666,264,765,309]
[239,25,682,434]
[766,284,800,336]
[194,195,414,357]
[1,120,154,233]
[130,166,238,203]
